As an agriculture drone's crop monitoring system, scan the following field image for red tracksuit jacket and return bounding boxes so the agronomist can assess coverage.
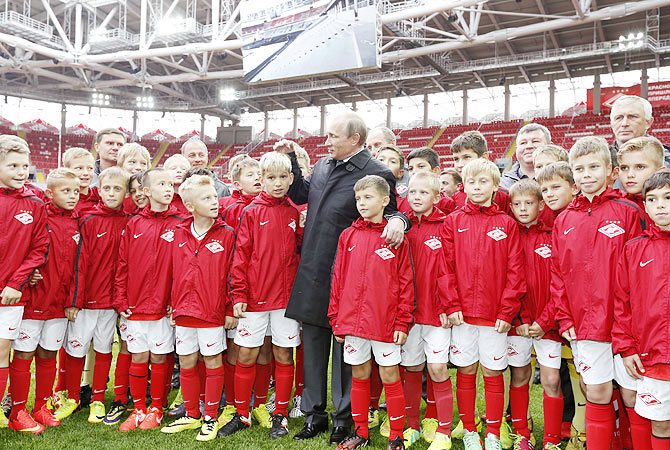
[230,192,301,312]
[328,218,415,342]
[114,205,185,319]
[70,203,129,310]
[452,184,512,216]
[552,187,643,342]
[24,203,79,320]
[443,201,525,325]
[74,187,100,218]
[613,223,670,378]
[405,208,450,327]
[220,192,257,228]
[218,190,241,210]
[0,186,49,308]
[170,219,236,325]
[171,193,191,218]
[623,192,650,229]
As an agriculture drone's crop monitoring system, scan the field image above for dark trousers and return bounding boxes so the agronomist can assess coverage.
[301,323,352,428]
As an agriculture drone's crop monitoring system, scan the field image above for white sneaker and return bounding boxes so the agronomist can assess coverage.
[464,430,484,450]
[289,395,304,418]
[485,433,503,450]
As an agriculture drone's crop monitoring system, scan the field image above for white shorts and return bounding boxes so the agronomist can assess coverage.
[635,376,670,421]
[12,318,67,352]
[450,322,508,370]
[123,317,175,354]
[401,324,451,366]
[176,326,226,357]
[65,309,118,357]
[507,336,562,370]
[570,340,614,385]
[234,309,300,348]
[343,335,401,367]
[0,306,24,340]
[613,354,640,391]
[226,328,236,339]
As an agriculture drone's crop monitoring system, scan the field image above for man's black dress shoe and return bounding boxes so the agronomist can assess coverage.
[329,425,351,445]
[293,422,328,440]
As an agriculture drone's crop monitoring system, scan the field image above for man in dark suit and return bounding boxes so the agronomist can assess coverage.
[275,111,408,445]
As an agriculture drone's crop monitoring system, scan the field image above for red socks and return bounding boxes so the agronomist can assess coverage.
[370,362,382,410]
[432,377,454,435]
[224,358,236,406]
[0,366,8,404]
[54,347,66,392]
[627,406,652,450]
[586,401,615,450]
[652,436,670,450]
[403,370,423,430]
[384,378,406,441]
[114,352,131,404]
[352,377,371,439]
[274,361,294,416]
[543,392,564,445]
[164,352,175,406]
[180,366,201,418]
[205,365,225,418]
[34,356,57,411]
[9,357,32,419]
[254,363,271,406]
[129,361,149,411]
[510,384,531,438]
[294,345,304,397]
[425,376,437,420]
[197,359,206,403]
[149,361,167,409]
[235,362,256,417]
[64,352,86,402]
[483,374,505,437]
[457,371,478,432]
[92,351,112,403]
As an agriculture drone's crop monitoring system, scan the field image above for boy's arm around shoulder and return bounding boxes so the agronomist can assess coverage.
[498,222,525,324]
[393,238,415,335]
[7,201,49,293]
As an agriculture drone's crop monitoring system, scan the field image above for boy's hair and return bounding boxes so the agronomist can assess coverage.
[536,161,575,186]
[533,144,568,164]
[259,151,291,174]
[407,147,440,169]
[509,179,543,202]
[643,170,670,200]
[231,157,261,182]
[46,167,79,190]
[569,136,611,166]
[0,134,30,162]
[117,143,151,168]
[461,159,501,186]
[128,171,144,191]
[295,147,311,169]
[441,168,462,185]
[618,136,665,168]
[164,153,190,169]
[354,174,390,197]
[184,167,213,181]
[450,130,488,156]
[227,154,251,175]
[95,127,126,145]
[179,174,215,204]
[98,166,130,188]
[409,171,440,195]
[141,167,167,187]
[62,147,94,167]
[377,144,405,167]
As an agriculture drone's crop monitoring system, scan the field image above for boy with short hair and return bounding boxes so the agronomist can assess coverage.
[161,175,237,441]
[63,147,100,217]
[220,157,262,227]
[614,171,670,450]
[535,162,578,226]
[329,174,414,450]
[553,136,643,450]
[117,143,150,175]
[377,145,407,197]
[164,154,191,217]
[219,154,253,210]
[295,147,311,179]
[0,135,49,432]
[123,171,148,215]
[114,168,184,431]
[440,169,462,198]
[403,147,455,215]
[533,145,569,173]
[444,159,525,450]
[618,136,665,219]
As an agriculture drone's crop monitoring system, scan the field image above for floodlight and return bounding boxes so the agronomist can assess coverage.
[220,88,236,102]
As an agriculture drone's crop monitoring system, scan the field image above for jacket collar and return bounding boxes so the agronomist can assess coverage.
[517,219,552,234]
[645,221,670,240]
[351,216,388,231]
[1,185,33,198]
[463,200,501,215]
[177,216,225,230]
[328,148,371,170]
[47,202,74,217]
[569,186,619,210]
[139,203,179,218]
[94,202,126,217]
[407,206,447,225]
[254,191,292,207]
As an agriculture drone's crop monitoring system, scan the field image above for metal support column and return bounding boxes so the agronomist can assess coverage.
[593,73,601,115]
[462,88,468,125]
[423,93,429,128]
[549,78,556,118]
[386,97,392,128]
[641,67,649,100]
[504,83,511,122]
[264,111,269,141]
[292,108,298,139]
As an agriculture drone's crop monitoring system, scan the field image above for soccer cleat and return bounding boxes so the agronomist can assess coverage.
[500,418,514,449]
[54,397,79,421]
[269,412,289,439]
[1,393,11,416]
[252,403,272,428]
[561,422,572,440]
[50,390,65,410]
[544,444,561,450]
[380,415,390,437]
[80,384,92,408]
[138,406,163,430]
[196,416,220,442]
[463,430,484,450]
[368,407,379,428]
[404,428,421,447]
[421,418,439,442]
[8,409,45,434]
[217,412,251,437]
[428,432,453,450]
[289,395,304,418]
[512,434,534,450]
[388,435,407,450]
[267,392,276,414]
[167,388,184,414]
[485,434,503,450]
[453,417,484,439]
[119,408,147,432]
[161,415,202,434]
[217,404,236,426]
[0,408,8,428]
[528,417,534,434]
[336,428,370,450]
[88,400,106,424]
[565,427,586,450]
[103,400,127,425]
[32,404,61,427]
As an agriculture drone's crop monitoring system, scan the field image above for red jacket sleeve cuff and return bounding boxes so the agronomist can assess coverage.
[620,348,637,358]
[445,305,461,316]
[558,321,574,335]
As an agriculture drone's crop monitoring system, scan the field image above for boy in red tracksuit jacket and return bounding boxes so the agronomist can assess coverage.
[8,168,78,433]
[552,137,643,450]
[63,147,100,217]
[161,175,237,441]
[397,147,456,216]
[614,171,670,450]
[535,162,578,228]
[0,136,49,433]
[123,171,149,215]
[218,154,255,210]
[444,159,525,450]
[114,168,185,432]
[508,179,564,450]
[328,175,414,450]
[54,168,131,424]
[221,152,301,440]
[400,172,453,449]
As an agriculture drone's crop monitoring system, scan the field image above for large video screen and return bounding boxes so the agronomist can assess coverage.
[240,0,381,83]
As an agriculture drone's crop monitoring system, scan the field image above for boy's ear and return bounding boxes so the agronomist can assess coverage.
[431,166,440,175]
[232,180,241,190]
[289,172,294,184]
[184,201,195,213]
[142,186,151,197]
[571,184,580,196]
[383,195,390,208]
[538,199,545,211]
[45,188,54,200]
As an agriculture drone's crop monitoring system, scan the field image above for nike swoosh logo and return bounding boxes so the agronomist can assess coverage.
[56,339,62,343]
[179,242,187,248]
[155,342,164,346]
[390,416,403,421]
[97,232,107,238]
[439,422,451,427]
[564,227,575,235]
[433,350,442,354]
[493,355,505,361]
[8,327,16,331]
[348,245,356,252]
[288,335,297,340]
[382,352,393,357]
[206,343,216,347]
[207,401,219,406]
[260,220,269,226]
[457,228,468,233]
[548,354,560,358]
[640,259,654,267]
[134,233,143,239]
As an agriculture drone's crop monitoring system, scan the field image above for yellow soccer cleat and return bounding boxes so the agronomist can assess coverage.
[428,432,453,450]
[88,400,106,424]
[196,416,220,441]
[218,404,236,426]
[380,415,390,437]
[54,398,79,421]
[404,427,421,447]
[421,417,438,442]
[251,403,272,428]
[161,415,203,434]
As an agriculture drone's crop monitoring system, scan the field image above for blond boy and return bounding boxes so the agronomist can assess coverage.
[64,147,99,217]
[117,143,150,175]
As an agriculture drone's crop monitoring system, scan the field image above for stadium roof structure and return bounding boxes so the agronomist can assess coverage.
[0,0,668,121]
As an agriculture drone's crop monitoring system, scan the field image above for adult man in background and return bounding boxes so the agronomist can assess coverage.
[93,128,126,176]
[366,126,409,193]
[181,138,231,198]
[499,123,551,189]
